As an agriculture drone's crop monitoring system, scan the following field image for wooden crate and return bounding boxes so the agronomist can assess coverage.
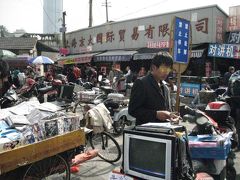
[0,129,85,175]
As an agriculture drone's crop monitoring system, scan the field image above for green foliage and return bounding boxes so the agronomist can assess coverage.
[0,25,10,37]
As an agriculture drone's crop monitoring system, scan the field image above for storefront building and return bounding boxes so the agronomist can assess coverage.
[62,5,229,77]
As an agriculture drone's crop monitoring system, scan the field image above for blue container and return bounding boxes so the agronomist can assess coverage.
[189,143,231,160]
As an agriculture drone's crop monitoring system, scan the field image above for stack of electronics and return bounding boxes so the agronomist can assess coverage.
[122,122,192,180]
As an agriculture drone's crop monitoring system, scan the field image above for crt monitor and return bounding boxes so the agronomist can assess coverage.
[58,85,74,102]
[123,129,177,180]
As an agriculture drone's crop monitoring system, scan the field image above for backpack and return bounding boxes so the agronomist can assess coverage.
[228,70,240,96]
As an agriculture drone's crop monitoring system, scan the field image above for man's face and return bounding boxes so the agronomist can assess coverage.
[152,64,171,81]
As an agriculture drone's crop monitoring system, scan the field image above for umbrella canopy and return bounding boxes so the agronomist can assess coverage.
[0,49,17,59]
[29,56,54,64]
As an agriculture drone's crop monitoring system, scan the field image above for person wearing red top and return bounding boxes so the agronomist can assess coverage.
[73,65,81,79]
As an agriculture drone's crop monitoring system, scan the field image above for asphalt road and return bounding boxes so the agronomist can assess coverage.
[69,123,240,180]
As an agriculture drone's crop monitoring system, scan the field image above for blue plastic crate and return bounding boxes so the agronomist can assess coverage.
[189,143,231,160]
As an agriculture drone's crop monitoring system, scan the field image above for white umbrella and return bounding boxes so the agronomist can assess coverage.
[29,56,54,64]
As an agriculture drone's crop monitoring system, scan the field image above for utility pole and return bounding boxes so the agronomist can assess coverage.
[102,0,111,23]
[89,0,93,27]
[62,11,67,48]
[105,0,109,22]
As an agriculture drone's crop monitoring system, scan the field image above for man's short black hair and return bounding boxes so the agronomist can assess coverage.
[151,51,173,68]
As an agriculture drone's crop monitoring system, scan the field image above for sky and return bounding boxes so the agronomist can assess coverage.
[0,0,239,34]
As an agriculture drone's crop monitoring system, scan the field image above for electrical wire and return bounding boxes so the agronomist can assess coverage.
[112,0,169,21]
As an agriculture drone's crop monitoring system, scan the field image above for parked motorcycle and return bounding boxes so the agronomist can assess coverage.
[18,78,38,99]
[112,104,136,135]
[76,78,94,90]
[183,102,237,180]
[0,86,19,108]
[103,94,135,135]
[37,79,62,103]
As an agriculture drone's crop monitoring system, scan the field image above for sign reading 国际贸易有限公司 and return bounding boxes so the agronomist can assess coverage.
[173,17,191,64]
[208,43,240,59]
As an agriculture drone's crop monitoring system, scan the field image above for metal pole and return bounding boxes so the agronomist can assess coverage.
[89,0,93,27]
[175,64,181,113]
[105,0,109,22]
[62,11,66,48]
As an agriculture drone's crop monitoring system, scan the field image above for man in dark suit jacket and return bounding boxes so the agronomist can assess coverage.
[128,52,178,125]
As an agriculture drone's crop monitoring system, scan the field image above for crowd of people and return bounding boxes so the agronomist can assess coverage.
[1,55,239,100]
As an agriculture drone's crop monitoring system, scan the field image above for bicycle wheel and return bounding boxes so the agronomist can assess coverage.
[90,131,121,163]
[23,154,70,180]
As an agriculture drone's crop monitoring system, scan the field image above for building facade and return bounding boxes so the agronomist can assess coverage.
[43,0,63,34]
[65,5,227,54]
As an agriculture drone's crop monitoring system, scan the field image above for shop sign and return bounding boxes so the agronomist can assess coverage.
[228,32,240,44]
[67,8,215,54]
[74,56,92,64]
[191,50,204,58]
[173,17,191,63]
[63,59,75,64]
[228,6,240,32]
[59,48,69,56]
[216,17,224,43]
[195,18,208,34]
[180,82,200,97]
[208,43,240,59]
[147,41,169,48]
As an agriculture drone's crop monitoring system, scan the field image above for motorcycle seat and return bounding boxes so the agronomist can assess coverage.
[38,86,53,93]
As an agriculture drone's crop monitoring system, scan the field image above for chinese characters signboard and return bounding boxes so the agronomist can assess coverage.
[216,17,224,43]
[195,18,208,34]
[180,83,200,97]
[208,43,240,59]
[66,6,226,54]
[228,5,240,32]
[173,17,191,63]
[228,32,240,44]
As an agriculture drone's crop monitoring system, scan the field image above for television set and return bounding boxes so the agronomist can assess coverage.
[123,129,177,180]
[58,85,74,102]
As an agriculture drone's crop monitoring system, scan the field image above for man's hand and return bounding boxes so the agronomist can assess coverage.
[169,112,181,124]
[156,111,171,121]
[156,111,181,124]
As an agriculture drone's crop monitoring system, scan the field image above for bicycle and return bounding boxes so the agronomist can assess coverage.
[22,153,71,179]
[71,102,122,163]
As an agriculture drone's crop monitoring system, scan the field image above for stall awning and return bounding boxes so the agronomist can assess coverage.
[191,49,204,58]
[133,53,156,60]
[93,50,137,62]
[57,53,97,65]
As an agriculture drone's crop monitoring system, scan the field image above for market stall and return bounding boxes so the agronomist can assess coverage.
[0,100,85,179]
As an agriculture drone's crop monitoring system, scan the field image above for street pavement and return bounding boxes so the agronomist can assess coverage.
[69,123,240,180]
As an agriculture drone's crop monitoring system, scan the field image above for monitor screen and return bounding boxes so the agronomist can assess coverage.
[58,85,74,102]
[123,130,176,180]
[129,138,166,178]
